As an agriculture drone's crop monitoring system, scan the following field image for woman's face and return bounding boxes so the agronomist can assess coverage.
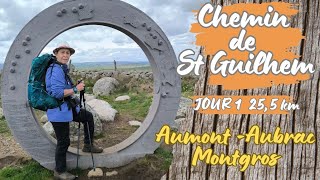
[55,49,71,64]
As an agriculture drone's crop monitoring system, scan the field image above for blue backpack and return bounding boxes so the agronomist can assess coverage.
[28,54,63,111]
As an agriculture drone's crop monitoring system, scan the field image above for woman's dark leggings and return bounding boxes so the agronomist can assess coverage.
[51,110,94,173]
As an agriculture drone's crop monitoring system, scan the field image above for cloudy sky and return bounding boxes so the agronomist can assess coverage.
[0,0,206,63]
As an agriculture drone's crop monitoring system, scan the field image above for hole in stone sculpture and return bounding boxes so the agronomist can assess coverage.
[32,25,153,151]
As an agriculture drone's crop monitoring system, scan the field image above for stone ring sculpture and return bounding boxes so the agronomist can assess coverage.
[1,0,180,170]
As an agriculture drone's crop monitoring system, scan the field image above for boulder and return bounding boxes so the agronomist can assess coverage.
[128,120,142,126]
[134,73,140,79]
[145,72,153,79]
[140,73,147,79]
[102,71,113,77]
[40,115,48,124]
[115,95,130,102]
[87,99,118,122]
[92,73,100,80]
[69,105,102,140]
[116,73,132,83]
[112,71,118,76]
[106,170,118,177]
[84,94,96,102]
[93,77,119,96]
[126,77,138,89]
[75,93,96,102]
[88,168,103,178]
[80,72,87,78]
[43,122,54,135]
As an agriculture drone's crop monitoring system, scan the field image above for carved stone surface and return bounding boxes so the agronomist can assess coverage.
[1,0,180,170]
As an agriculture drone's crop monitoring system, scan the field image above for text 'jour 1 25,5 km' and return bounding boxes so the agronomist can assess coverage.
[192,96,299,114]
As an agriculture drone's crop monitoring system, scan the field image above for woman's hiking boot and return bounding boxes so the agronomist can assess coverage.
[82,144,103,153]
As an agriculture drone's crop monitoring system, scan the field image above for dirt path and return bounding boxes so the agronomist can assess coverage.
[0,135,31,169]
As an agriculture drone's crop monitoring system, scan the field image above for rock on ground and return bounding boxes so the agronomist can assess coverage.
[87,168,103,178]
[128,120,142,126]
[41,105,103,141]
[0,136,31,169]
[75,93,96,102]
[106,170,118,177]
[43,122,54,135]
[87,99,118,122]
[115,95,130,101]
[93,77,119,96]
[40,115,48,124]
[69,104,103,141]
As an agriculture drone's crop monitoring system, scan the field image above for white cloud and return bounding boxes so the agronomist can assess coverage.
[0,0,206,63]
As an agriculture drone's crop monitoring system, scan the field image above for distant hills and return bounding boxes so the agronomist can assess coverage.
[73,61,148,69]
[0,61,150,71]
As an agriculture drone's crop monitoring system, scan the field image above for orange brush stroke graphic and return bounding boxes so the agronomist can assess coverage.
[191,2,310,90]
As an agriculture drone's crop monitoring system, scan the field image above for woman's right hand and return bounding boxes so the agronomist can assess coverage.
[76,82,85,92]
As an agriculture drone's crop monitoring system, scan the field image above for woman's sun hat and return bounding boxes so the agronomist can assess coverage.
[53,42,75,55]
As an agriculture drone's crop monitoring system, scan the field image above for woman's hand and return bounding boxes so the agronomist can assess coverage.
[76,82,85,92]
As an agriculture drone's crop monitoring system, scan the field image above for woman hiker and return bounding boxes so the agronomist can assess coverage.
[45,42,103,180]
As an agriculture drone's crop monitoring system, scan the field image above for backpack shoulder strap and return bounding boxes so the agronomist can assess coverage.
[50,61,55,77]
[49,61,63,79]
[47,62,63,111]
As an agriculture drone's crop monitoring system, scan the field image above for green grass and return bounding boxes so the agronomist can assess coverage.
[181,75,197,98]
[0,117,10,136]
[99,91,153,120]
[0,160,52,180]
[122,65,151,72]
[0,150,172,180]
[154,147,173,170]
[182,91,195,99]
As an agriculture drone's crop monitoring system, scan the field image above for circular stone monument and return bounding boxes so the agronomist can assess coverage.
[1,0,181,170]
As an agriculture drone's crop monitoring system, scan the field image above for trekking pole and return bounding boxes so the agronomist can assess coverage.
[76,120,81,177]
[76,121,81,167]
[80,89,96,171]
[76,80,83,177]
